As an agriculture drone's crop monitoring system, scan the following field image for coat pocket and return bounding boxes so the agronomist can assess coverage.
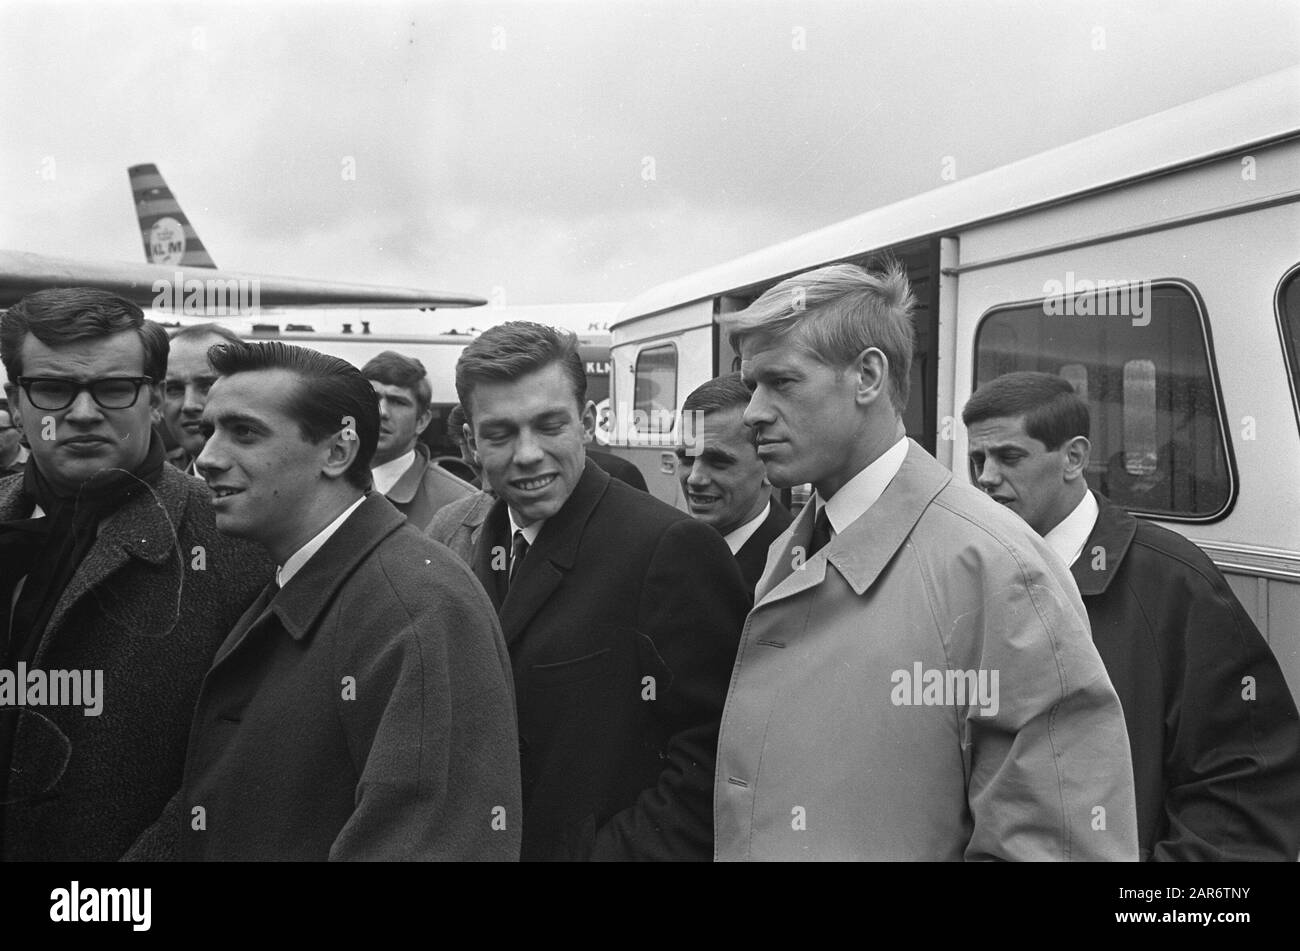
[529,647,614,688]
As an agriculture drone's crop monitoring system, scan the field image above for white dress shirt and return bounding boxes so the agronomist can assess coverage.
[276,496,366,588]
[723,500,772,555]
[814,435,910,535]
[370,449,416,496]
[1044,490,1100,568]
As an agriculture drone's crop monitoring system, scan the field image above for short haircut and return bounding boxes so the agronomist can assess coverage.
[683,372,751,416]
[360,350,432,414]
[722,261,916,413]
[962,371,1091,451]
[1,288,169,382]
[455,322,586,420]
[683,372,757,448]
[169,321,242,347]
[447,403,467,440]
[208,340,379,490]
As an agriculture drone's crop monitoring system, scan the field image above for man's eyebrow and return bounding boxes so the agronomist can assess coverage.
[213,411,267,429]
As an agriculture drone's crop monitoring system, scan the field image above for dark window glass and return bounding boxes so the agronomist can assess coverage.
[974,282,1232,520]
[633,344,677,435]
[1279,267,1300,430]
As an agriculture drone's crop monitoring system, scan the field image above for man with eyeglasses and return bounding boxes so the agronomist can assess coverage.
[162,322,242,475]
[0,288,273,861]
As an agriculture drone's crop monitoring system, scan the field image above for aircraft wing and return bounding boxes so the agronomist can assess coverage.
[0,250,486,310]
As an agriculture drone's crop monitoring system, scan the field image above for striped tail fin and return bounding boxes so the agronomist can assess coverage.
[128,163,217,267]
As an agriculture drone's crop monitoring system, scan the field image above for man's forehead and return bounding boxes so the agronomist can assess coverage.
[369,379,416,400]
[20,329,145,375]
[968,415,1039,448]
[203,368,297,415]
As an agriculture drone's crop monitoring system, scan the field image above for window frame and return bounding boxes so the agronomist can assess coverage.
[1275,262,1300,435]
[971,277,1237,524]
[632,341,679,438]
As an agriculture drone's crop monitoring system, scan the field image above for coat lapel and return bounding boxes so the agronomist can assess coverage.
[1070,491,1135,597]
[492,460,610,646]
[754,440,950,609]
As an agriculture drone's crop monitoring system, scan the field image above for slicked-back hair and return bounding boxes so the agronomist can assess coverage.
[722,261,916,413]
[962,371,1091,451]
[360,350,433,415]
[208,340,380,490]
[683,372,759,449]
[1,288,169,382]
[169,321,242,347]
[455,322,586,421]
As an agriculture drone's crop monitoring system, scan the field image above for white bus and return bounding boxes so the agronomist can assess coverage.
[605,65,1300,704]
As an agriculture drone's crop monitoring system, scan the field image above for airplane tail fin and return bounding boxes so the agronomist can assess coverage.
[128,163,217,268]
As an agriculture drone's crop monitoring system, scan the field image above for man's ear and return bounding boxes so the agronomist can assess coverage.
[1062,435,1091,481]
[463,421,477,456]
[580,400,597,441]
[321,423,362,481]
[415,403,435,438]
[852,347,889,408]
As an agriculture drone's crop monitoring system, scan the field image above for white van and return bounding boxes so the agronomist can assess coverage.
[606,66,1300,704]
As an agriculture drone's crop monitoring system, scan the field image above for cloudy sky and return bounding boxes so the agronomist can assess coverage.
[2,0,1297,331]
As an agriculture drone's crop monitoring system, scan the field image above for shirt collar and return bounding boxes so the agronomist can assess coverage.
[276,496,367,588]
[815,435,909,535]
[371,449,416,496]
[508,508,545,547]
[1044,489,1099,568]
[722,499,771,555]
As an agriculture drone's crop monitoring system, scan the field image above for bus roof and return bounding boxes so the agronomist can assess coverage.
[615,65,1300,326]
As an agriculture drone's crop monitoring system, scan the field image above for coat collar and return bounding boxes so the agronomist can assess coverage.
[754,440,949,607]
[472,458,610,642]
[0,464,195,645]
[269,493,408,641]
[383,442,430,505]
[1070,490,1137,597]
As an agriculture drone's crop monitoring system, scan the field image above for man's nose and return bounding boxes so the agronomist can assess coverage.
[686,458,710,487]
[64,388,103,423]
[742,388,774,428]
[195,434,226,479]
[181,383,205,415]
[376,397,390,421]
[974,457,1000,488]
[513,428,544,466]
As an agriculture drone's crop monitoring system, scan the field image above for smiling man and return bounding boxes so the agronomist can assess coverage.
[161,340,521,860]
[0,289,271,861]
[455,321,749,861]
[964,371,1300,861]
[361,351,472,530]
[714,262,1138,861]
[676,372,791,595]
[162,322,242,475]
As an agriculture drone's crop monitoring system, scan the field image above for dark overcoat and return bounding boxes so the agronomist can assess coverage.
[0,465,273,860]
[1074,492,1300,860]
[469,460,749,860]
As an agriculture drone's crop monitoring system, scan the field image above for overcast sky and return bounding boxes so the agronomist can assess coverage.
[2,0,1297,330]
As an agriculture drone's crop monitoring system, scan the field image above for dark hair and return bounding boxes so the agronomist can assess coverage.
[962,371,1090,450]
[170,321,242,346]
[1,288,169,381]
[455,322,586,420]
[447,403,467,440]
[360,350,432,415]
[683,372,752,415]
[208,340,379,490]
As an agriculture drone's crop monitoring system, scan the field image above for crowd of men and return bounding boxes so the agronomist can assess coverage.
[0,272,1297,861]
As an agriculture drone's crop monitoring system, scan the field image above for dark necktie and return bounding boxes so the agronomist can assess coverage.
[807,507,833,558]
[508,530,530,585]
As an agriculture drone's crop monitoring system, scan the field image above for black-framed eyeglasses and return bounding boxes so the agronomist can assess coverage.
[16,376,154,411]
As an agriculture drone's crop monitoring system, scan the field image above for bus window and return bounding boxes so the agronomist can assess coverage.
[633,343,678,436]
[974,281,1233,521]
[1278,265,1300,433]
